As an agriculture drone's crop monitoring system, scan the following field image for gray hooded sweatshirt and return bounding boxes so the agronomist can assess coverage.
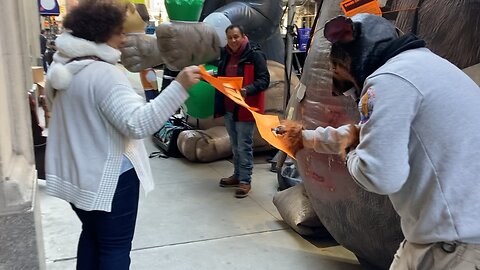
[347,48,480,244]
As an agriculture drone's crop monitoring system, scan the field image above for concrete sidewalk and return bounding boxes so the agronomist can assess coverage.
[39,139,361,270]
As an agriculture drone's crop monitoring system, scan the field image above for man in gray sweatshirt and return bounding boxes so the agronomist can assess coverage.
[278,14,480,269]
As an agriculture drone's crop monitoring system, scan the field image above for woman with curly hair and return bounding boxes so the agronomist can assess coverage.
[44,1,201,269]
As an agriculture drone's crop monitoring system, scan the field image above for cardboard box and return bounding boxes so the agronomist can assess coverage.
[35,81,50,128]
[36,81,45,96]
[32,66,44,84]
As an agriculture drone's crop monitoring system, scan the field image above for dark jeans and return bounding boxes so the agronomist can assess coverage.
[42,56,48,73]
[71,169,140,270]
[224,112,255,183]
[144,89,159,102]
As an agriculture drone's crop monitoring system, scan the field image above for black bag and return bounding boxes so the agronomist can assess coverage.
[151,115,191,158]
[29,91,47,179]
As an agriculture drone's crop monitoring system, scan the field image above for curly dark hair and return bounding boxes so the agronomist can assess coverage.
[63,0,125,43]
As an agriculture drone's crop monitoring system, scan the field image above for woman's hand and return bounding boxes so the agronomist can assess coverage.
[176,66,201,91]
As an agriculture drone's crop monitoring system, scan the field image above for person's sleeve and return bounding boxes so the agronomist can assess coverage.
[302,124,356,154]
[98,79,188,139]
[45,78,55,110]
[244,50,270,95]
[346,74,422,195]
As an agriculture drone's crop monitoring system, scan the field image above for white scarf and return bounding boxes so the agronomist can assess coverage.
[46,32,121,106]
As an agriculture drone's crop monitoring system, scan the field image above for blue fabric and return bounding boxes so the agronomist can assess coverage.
[71,169,140,270]
[144,90,159,102]
[224,112,255,183]
[120,155,134,174]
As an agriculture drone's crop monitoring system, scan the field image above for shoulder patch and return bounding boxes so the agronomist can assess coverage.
[359,87,376,124]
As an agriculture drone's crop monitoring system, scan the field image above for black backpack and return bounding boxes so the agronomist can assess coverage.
[151,114,191,158]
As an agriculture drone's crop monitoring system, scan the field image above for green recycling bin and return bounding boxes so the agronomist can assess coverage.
[182,65,217,119]
[165,0,205,22]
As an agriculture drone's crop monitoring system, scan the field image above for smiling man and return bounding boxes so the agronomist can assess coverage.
[214,24,270,198]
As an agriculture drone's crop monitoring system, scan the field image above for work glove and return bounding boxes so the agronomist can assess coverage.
[273,120,304,157]
[275,120,360,159]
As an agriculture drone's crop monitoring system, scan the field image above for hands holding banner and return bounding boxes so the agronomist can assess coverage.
[199,65,295,158]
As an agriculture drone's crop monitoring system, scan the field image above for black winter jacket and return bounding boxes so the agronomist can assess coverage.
[214,42,270,121]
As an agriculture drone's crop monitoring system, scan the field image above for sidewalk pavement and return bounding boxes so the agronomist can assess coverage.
[39,139,361,270]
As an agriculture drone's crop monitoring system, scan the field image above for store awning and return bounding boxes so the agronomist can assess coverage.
[38,0,60,16]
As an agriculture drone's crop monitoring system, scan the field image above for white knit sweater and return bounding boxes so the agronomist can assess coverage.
[45,32,188,212]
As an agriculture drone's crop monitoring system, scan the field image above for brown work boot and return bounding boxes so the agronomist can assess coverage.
[235,183,251,198]
[219,175,240,187]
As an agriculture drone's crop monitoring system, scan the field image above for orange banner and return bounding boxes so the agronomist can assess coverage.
[199,65,295,158]
[340,0,382,17]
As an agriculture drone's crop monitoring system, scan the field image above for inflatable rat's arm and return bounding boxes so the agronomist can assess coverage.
[203,0,282,45]
[121,22,221,72]
[156,22,221,71]
[159,0,283,69]
[121,34,164,72]
[120,0,282,72]
[120,0,221,73]
[119,1,164,72]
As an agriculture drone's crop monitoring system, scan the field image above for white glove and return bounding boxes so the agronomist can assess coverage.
[156,22,221,71]
[120,34,164,72]
[302,124,360,159]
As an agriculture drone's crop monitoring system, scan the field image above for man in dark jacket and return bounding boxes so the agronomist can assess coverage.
[215,24,270,198]
[44,40,56,67]
[40,29,48,72]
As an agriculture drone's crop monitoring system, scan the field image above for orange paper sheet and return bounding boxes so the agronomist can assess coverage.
[199,65,295,158]
[340,0,382,17]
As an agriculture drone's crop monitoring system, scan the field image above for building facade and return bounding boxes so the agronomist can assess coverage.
[0,1,46,269]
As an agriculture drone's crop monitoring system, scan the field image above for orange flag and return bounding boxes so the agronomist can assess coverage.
[199,65,295,158]
[340,0,382,17]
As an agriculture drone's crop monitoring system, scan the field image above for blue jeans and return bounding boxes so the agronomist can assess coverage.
[71,169,140,270]
[42,56,48,73]
[144,89,159,102]
[224,112,255,184]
